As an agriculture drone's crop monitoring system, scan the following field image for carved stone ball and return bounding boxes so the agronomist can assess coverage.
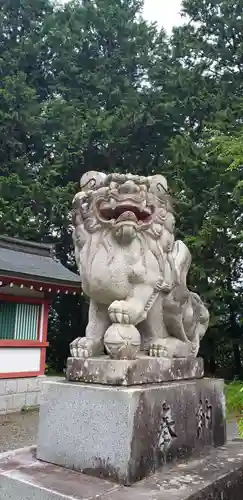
[104,324,141,360]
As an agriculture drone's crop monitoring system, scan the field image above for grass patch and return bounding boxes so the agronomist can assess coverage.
[46,371,64,377]
[225,381,243,419]
[225,381,243,438]
[21,405,39,413]
[45,364,64,377]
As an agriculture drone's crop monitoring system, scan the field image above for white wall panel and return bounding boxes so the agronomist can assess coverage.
[0,348,40,373]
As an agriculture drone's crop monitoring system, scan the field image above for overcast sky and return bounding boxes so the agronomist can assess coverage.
[60,1,183,33]
[143,0,183,32]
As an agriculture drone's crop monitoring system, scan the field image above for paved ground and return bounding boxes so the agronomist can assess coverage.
[1,441,243,500]
[0,410,39,453]
[227,419,239,440]
[0,409,239,454]
[0,376,65,453]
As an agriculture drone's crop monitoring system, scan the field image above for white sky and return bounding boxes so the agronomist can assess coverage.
[143,0,183,32]
[60,1,183,33]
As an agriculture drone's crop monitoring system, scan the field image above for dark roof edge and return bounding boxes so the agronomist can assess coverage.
[0,236,54,257]
[0,270,81,289]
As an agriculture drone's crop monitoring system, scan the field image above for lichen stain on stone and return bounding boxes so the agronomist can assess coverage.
[129,392,161,483]
[65,356,204,385]
[83,457,128,485]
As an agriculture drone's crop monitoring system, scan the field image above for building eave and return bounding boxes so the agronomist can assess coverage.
[0,273,81,292]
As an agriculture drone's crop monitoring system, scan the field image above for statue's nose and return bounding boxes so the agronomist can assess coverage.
[119,180,139,194]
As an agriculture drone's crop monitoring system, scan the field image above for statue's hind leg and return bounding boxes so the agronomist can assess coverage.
[138,294,168,355]
[154,290,194,358]
[139,292,193,358]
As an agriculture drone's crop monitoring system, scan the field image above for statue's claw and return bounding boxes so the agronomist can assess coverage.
[70,337,103,358]
[149,338,192,358]
[108,300,145,325]
[108,301,130,324]
[149,340,169,358]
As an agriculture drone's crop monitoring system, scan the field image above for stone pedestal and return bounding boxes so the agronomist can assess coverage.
[37,376,226,485]
[66,355,204,385]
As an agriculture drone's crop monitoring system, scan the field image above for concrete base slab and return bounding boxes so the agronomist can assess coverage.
[1,442,243,499]
[66,355,204,385]
[37,378,226,484]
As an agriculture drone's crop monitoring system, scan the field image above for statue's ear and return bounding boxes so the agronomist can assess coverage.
[148,175,168,195]
[80,171,107,191]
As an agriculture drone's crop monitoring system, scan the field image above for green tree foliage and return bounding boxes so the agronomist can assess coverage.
[169,0,243,377]
[0,0,242,375]
[41,0,176,181]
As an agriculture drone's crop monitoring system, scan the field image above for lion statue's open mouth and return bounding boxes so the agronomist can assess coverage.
[93,177,156,228]
[97,200,154,226]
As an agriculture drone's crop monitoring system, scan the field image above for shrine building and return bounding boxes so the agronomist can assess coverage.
[0,236,80,414]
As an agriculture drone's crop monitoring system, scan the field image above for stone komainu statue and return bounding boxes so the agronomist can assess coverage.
[70,171,209,359]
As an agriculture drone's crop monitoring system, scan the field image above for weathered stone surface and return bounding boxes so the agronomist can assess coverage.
[37,378,226,485]
[1,442,243,500]
[70,171,209,360]
[66,355,204,385]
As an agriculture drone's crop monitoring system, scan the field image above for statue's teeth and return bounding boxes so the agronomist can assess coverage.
[116,211,137,222]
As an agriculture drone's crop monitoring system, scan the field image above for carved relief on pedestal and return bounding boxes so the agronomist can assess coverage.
[70,171,210,361]
[196,399,213,438]
[158,402,177,454]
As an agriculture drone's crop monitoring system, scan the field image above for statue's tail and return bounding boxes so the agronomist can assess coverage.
[172,240,191,287]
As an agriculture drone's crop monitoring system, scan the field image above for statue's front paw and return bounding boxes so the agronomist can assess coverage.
[70,338,103,358]
[149,338,192,358]
[108,300,145,325]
